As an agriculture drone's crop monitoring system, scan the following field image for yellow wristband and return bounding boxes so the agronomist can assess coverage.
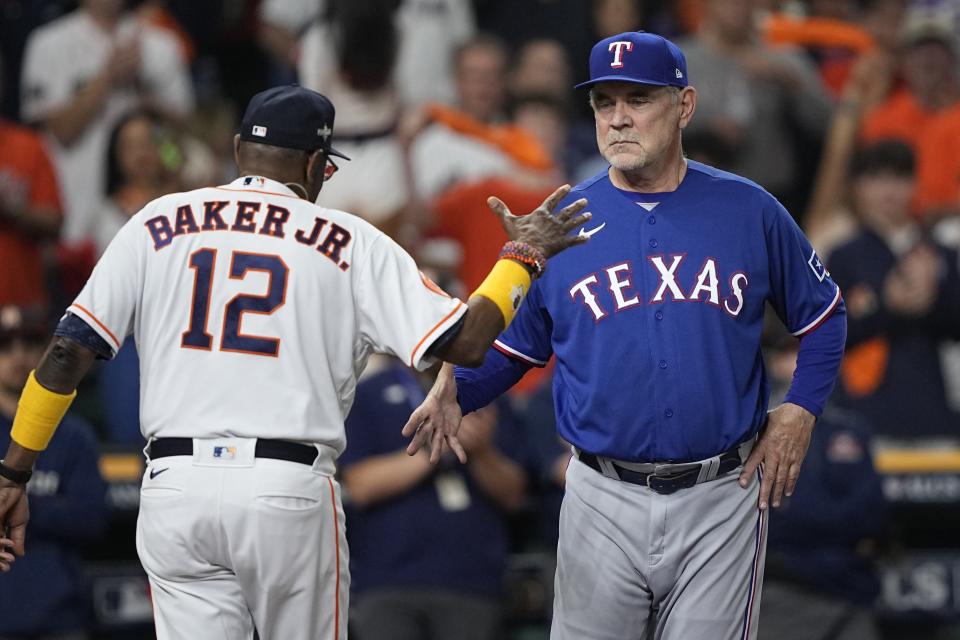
[471,259,533,327]
[10,371,76,451]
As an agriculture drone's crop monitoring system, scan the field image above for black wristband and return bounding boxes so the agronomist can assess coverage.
[0,460,32,485]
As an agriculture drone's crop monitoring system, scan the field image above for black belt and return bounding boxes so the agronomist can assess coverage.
[577,446,744,495]
[148,438,318,466]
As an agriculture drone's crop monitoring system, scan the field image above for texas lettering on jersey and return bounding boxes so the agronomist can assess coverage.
[144,200,354,271]
[569,255,750,321]
[495,160,841,462]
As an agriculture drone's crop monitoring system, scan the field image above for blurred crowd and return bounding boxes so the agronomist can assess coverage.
[2,0,960,638]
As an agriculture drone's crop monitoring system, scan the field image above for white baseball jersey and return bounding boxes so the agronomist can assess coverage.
[69,176,466,453]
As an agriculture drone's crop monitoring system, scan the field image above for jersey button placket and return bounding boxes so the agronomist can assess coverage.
[642,209,668,437]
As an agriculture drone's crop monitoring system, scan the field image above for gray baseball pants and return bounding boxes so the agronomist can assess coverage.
[552,455,766,640]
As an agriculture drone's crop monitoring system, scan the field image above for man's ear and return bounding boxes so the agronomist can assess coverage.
[678,87,697,129]
[306,150,325,182]
[233,134,242,166]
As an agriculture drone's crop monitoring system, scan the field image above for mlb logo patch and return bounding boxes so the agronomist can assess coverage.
[807,250,827,282]
[252,125,267,137]
[213,446,237,460]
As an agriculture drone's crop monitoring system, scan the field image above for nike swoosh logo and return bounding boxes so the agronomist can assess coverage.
[149,467,169,479]
[578,222,606,239]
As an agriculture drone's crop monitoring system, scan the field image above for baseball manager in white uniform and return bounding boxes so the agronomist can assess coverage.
[0,84,591,639]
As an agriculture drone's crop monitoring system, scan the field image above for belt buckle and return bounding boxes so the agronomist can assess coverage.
[646,468,698,495]
[646,472,681,495]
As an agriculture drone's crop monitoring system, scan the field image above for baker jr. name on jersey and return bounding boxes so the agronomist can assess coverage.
[144,199,354,270]
[569,254,750,321]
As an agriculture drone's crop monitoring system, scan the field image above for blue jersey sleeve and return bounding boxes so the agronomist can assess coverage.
[764,199,841,336]
[493,278,553,366]
[784,303,847,417]
[456,348,531,414]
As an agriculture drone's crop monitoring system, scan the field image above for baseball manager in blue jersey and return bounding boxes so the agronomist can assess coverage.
[403,31,847,640]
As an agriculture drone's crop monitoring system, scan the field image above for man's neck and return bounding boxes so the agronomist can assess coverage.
[238,169,306,198]
[609,153,687,193]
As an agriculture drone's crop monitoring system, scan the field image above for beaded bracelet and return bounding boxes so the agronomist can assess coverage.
[499,241,547,279]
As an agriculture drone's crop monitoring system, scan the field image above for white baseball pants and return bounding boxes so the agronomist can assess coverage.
[136,440,348,640]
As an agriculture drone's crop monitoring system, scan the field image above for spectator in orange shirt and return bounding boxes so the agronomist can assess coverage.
[915,104,960,218]
[0,110,63,309]
[860,13,959,148]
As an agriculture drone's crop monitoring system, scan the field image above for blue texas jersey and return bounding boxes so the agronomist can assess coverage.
[496,161,841,462]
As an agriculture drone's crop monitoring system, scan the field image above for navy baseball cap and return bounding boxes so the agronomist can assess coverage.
[240,85,350,160]
[575,31,688,90]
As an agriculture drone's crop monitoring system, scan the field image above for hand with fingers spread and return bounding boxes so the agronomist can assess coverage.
[487,184,592,260]
[401,363,465,464]
[738,402,816,510]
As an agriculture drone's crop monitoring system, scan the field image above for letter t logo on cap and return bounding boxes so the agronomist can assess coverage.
[608,41,634,68]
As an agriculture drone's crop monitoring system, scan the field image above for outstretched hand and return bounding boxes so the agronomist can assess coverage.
[401,363,465,464]
[738,403,815,510]
[488,184,592,259]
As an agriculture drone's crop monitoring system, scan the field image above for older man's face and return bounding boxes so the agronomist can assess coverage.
[591,82,684,173]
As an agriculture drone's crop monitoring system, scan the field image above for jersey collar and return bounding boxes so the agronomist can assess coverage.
[222,175,302,199]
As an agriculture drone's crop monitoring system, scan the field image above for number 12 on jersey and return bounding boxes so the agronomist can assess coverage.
[181,248,289,357]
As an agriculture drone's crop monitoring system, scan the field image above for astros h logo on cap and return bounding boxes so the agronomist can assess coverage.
[575,31,688,90]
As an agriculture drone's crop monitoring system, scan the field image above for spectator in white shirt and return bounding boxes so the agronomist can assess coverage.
[20,0,193,245]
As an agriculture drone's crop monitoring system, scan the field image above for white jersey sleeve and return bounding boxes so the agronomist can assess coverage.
[67,206,148,355]
[356,234,466,370]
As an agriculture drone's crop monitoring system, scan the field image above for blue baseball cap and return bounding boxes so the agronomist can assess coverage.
[575,31,688,90]
[240,85,350,160]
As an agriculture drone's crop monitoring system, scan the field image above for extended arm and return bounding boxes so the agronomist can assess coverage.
[402,186,590,462]
[429,187,589,367]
